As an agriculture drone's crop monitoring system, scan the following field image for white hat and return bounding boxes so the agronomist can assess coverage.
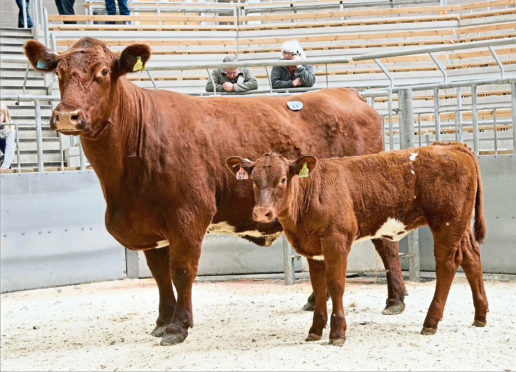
[280,39,305,59]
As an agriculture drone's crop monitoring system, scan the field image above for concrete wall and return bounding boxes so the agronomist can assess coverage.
[1,155,515,292]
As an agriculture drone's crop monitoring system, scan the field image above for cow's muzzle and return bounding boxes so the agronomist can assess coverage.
[253,206,277,223]
[51,107,86,132]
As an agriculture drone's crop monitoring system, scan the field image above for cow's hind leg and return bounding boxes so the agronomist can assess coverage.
[421,234,462,335]
[144,247,176,337]
[372,238,406,315]
[306,259,327,341]
[460,228,488,327]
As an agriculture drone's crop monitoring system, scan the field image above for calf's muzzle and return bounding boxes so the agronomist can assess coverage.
[253,206,276,223]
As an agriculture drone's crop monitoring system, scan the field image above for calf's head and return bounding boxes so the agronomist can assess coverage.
[226,152,317,223]
[24,37,150,136]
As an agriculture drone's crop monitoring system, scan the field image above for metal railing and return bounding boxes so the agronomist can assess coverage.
[1,38,515,173]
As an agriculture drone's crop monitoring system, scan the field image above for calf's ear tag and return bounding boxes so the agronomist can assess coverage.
[236,167,249,180]
[298,163,309,177]
[133,56,143,72]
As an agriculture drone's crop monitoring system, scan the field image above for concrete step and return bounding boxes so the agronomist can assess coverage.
[0,27,32,36]
[0,43,27,54]
[0,67,46,78]
[17,137,62,152]
[1,86,49,95]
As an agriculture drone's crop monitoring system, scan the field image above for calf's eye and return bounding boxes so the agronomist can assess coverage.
[281,178,286,184]
[102,69,108,76]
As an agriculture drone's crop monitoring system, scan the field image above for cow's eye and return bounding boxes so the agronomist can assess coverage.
[281,178,286,184]
[101,69,108,76]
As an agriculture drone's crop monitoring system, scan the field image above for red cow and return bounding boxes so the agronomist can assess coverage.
[226,142,488,345]
[25,37,406,345]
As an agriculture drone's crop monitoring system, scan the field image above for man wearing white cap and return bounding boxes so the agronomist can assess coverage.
[271,40,315,89]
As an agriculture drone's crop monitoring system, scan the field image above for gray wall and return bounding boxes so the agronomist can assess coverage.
[1,155,515,292]
[0,0,85,28]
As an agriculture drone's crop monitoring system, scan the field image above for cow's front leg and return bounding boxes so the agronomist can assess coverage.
[372,238,406,315]
[143,247,176,337]
[306,259,327,341]
[160,235,202,346]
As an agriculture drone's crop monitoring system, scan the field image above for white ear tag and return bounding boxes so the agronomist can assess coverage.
[236,167,249,180]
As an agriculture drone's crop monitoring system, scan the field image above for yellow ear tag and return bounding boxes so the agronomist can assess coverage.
[298,162,309,178]
[133,56,143,72]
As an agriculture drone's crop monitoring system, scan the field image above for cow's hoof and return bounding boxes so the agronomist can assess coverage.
[160,332,186,346]
[330,338,346,347]
[302,302,315,311]
[151,325,167,337]
[473,319,486,327]
[382,303,405,315]
[305,333,322,342]
[420,327,437,335]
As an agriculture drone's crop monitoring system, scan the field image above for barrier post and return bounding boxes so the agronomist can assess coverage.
[283,234,295,285]
[398,88,421,282]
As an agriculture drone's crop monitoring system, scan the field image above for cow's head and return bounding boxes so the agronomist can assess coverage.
[24,37,150,136]
[226,152,317,223]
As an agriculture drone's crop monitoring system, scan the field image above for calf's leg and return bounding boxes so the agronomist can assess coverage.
[144,247,176,337]
[372,238,406,315]
[422,234,462,335]
[322,235,351,346]
[459,228,488,327]
[303,238,405,314]
[306,259,327,341]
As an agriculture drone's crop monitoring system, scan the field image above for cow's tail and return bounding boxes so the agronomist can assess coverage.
[473,158,486,244]
[462,143,486,244]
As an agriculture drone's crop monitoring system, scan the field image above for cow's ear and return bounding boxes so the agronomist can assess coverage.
[289,155,317,178]
[117,44,151,76]
[24,40,59,73]
[225,156,254,180]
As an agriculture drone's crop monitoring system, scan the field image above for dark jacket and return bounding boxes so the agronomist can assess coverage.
[270,64,315,89]
[205,67,258,93]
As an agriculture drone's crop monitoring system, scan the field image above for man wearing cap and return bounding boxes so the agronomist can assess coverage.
[206,55,258,93]
[271,40,316,89]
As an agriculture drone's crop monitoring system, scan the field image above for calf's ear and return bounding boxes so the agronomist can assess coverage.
[24,40,59,73]
[225,156,255,180]
[117,44,151,76]
[289,155,317,178]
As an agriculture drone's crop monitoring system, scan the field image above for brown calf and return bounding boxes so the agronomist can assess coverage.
[227,142,488,346]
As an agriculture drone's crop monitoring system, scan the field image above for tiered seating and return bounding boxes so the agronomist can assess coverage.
[47,0,516,94]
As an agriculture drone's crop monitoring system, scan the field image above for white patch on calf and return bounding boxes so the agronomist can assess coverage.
[409,152,418,161]
[312,255,325,261]
[355,218,408,243]
[446,222,450,226]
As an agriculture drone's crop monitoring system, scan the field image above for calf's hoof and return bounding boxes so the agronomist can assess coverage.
[305,333,322,342]
[160,332,187,346]
[382,303,405,315]
[151,325,167,337]
[420,327,437,335]
[473,319,486,327]
[330,338,346,347]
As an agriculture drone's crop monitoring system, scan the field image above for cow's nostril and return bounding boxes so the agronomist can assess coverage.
[265,211,272,218]
[71,115,79,121]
